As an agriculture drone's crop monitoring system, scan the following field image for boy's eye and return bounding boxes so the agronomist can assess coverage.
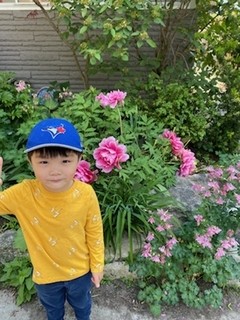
[40,160,48,164]
[62,159,71,163]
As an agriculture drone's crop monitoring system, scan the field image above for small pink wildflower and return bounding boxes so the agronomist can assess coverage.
[206,226,221,237]
[148,216,155,224]
[166,237,178,249]
[194,214,204,226]
[157,209,172,222]
[164,223,173,230]
[206,166,223,179]
[156,225,165,232]
[208,181,220,192]
[222,183,236,193]
[151,255,161,263]
[203,190,212,198]
[215,197,224,205]
[195,234,212,248]
[15,80,27,92]
[215,247,226,260]
[227,229,235,237]
[142,242,152,258]
[146,232,155,241]
[192,184,206,193]
[234,193,240,204]
[221,237,238,250]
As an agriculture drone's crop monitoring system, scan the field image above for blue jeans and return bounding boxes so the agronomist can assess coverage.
[35,272,92,320]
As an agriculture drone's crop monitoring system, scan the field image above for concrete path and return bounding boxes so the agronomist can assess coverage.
[1,287,240,320]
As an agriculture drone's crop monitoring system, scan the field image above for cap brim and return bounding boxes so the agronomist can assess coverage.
[24,143,83,153]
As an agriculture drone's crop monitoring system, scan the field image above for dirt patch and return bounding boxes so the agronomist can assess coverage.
[91,279,240,319]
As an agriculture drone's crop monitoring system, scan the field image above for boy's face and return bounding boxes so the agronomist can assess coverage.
[29,150,80,192]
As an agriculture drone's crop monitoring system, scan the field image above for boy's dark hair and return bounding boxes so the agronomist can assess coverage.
[27,147,82,160]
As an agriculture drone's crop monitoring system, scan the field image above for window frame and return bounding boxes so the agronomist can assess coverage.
[0,0,50,10]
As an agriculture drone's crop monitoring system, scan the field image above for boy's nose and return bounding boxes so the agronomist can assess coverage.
[49,166,61,175]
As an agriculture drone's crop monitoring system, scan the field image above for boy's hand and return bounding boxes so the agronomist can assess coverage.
[0,157,3,186]
[91,271,103,288]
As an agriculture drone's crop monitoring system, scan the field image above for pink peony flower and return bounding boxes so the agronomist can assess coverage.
[178,149,196,176]
[74,160,98,184]
[162,130,184,156]
[95,92,110,107]
[93,136,129,173]
[107,90,127,108]
[162,129,196,177]
[96,90,127,108]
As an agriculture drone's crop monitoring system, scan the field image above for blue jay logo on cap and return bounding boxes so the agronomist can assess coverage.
[42,124,66,139]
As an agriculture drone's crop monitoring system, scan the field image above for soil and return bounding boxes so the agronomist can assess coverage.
[90,278,240,319]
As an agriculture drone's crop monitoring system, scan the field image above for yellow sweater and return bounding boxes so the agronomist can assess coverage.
[0,179,104,284]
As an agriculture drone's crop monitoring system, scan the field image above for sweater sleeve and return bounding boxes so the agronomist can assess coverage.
[85,187,104,273]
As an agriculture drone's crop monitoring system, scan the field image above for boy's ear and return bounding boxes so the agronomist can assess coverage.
[27,157,33,169]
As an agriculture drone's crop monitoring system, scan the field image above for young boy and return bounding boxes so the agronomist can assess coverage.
[0,118,104,320]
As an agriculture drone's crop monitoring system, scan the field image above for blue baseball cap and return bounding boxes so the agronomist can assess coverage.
[25,118,83,153]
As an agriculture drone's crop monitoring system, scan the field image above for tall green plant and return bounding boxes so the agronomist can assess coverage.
[57,89,182,260]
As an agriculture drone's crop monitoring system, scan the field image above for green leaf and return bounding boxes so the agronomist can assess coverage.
[79,26,88,34]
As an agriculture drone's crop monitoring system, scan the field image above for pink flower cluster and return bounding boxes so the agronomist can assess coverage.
[142,209,178,264]
[192,163,240,205]
[162,130,196,176]
[74,160,98,184]
[15,80,27,92]
[195,225,222,249]
[194,214,205,226]
[93,136,129,173]
[96,90,127,108]
[215,230,238,260]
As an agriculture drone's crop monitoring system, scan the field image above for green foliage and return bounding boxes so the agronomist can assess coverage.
[33,0,195,88]
[192,0,240,158]
[0,215,19,232]
[131,70,218,144]
[1,78,181,262]
[58,89,181,260]
[0,256,35,306]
